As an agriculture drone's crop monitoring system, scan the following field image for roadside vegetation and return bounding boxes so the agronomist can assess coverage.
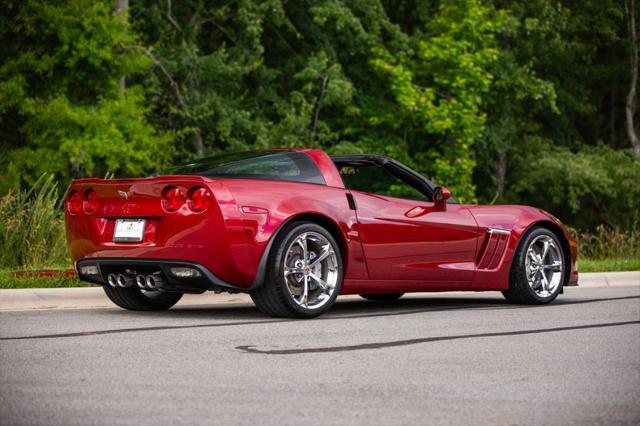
[0,175,84,288]
[572,226,640,272]
[0,175,637,289]
[0,1,638,287]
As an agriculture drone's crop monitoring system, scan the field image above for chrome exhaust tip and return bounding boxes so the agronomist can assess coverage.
[145,274,165,290]
[107,274,117,287]
[116,274,133,288]
[136,275,146,289]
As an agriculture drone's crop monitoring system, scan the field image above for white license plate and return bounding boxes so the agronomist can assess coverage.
[113,219,146,242]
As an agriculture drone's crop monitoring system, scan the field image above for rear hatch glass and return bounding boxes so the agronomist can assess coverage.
[160,150,325,185]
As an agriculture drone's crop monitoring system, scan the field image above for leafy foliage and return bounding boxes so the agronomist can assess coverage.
[0,0,169,190]
[0,0,638,233]
[507,143,640,230]
[371,0,506,200]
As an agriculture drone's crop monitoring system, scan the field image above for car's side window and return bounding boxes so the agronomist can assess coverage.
[338,163,427,201]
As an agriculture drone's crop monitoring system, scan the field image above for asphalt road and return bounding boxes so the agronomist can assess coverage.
[1,286,639,426]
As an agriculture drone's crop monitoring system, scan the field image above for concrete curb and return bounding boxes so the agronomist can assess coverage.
[0,288,254,312]
[0,271,637,312]
[577,271,640,287]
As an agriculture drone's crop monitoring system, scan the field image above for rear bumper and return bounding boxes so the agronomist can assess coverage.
[76,258,248,293]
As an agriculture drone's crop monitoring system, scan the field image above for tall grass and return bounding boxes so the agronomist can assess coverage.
[572,225,640,260]
[0,174,69,269]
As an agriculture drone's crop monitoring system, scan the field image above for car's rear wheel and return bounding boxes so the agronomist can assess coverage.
[251,221,343,318]
[103,286,183,311]
[502,227,565,304]
[360,293,404,301]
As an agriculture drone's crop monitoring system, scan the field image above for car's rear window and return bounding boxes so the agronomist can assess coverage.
[162,151,326,185]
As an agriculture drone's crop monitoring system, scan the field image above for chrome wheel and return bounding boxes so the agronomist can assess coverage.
[283,231,339,310]
[525,235,563,298]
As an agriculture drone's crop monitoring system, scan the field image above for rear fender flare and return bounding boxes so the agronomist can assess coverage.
[247,213,346,290]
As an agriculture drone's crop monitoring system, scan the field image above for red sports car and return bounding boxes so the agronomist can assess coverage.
[65,149,578,317]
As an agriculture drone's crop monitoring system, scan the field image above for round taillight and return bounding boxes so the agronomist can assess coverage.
[188,187,211,212]
[67,190,83,215]
[83,189,99,214]
[162,186,186,212]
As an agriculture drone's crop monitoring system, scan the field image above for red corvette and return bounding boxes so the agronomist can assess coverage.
[65,149,578,317]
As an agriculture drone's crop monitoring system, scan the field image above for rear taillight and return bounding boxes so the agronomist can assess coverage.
[67,190,82,214]
[162,186,186,212]
[188,187,211,212]
[83,189,99,214]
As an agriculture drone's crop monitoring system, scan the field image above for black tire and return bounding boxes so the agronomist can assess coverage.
[103,286,183,311]
[250,221,343,318]
[502,227,565,304]
[360,293,404,301]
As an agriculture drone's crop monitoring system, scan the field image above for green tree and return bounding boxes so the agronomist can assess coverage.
[370,0,506,200]
[0,0,169,190]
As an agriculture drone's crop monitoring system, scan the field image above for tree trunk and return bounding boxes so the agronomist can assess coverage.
[115,0,130,95]
[608,90,616,145]
[193,129,204,158]
[625,0,639,157]
[310,76,329,142]
[495,149,507,199]
[188,78,205,157]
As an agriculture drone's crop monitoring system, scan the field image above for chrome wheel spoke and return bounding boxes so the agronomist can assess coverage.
[295,234,309,264]
[545,260,562,272]
[540,271,549,292]
[284,267,304,276]
[301,275,309,308]
[540,240,550,261]
[309,244,333,268]
[309,272,334,292]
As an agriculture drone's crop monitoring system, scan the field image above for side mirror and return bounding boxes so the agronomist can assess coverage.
[433,186,451,209]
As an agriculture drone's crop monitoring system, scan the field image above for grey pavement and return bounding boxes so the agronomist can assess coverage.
[1,285,639,426]
[1,271,638,312]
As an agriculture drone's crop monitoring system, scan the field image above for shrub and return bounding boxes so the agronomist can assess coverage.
[506,143,640,230]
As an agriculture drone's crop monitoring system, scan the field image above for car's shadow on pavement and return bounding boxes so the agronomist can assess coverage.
[103,292,640,322]
[2,294,637,342]
[102,296,512,321]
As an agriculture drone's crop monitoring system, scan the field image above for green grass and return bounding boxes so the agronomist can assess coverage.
[1,258,638,289]
[0,269,90,289]
[578,258,640,273]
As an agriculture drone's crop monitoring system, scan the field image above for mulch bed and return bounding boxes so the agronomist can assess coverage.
[13,270,77,279]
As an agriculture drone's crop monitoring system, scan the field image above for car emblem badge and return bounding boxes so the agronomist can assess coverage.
[118,190,128,200]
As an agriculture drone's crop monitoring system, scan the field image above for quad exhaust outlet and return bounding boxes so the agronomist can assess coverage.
[109,273,164,289]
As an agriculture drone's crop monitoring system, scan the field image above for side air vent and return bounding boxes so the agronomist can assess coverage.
[476,228,511,270]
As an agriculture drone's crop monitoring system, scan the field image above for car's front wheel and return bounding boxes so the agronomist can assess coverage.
[103,286,183,311]
[251,221,343,318]
[502,227,566,304]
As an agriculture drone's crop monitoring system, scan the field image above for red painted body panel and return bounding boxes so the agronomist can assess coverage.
[65,149,578,293]
[350,192,478,284]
